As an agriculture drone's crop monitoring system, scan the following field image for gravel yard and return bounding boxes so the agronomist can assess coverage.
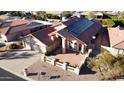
[27,60,98,81]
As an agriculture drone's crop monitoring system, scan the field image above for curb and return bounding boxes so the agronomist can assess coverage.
[0,66,35,81]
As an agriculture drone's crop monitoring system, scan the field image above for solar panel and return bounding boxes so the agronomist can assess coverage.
[29,22,44,28]
[66,18,94,36]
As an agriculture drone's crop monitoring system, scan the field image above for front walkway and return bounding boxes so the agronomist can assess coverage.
[55,52,85,67]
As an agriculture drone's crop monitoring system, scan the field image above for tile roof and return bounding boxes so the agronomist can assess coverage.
[31,26,56,46]
[113,41,124,49]
[0,27,10,35]
[31,22,67,46]
[0,22,12,34]
[10,19,32,27]
[78,20,102,45]
[0,19,32,35]
[58,17,102,45]
[0,19,50,35]
[6,24,28,34]
[107,27,124,48]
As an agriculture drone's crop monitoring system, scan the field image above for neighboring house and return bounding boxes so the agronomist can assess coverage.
[46,11,63,16]
[0,15,21,21]
[81,11,103,22]
[24,16,102,54]
[0,19,52,42]
[101,26,124,55]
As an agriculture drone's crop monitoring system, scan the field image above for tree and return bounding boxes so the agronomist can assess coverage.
[87,12,95,19]
[102,19,115,27]
[36,11,47,19]
[9,11,23,17]
[62,11,72,18]
[88,51,124,80]
[0,11,7,15]
[46,13,60,19]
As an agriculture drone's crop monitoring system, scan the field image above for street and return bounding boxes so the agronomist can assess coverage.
[0,68,26,81]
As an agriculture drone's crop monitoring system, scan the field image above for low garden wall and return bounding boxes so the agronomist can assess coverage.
[41,49,92,75]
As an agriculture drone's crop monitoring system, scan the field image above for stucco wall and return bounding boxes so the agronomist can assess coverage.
[6,32,23,41]
[1,34,7,41]
[67,36,86,53]
[30,35,47,53]
[24,35,60,54]
[102,46,124,55]
[46,40,60,53]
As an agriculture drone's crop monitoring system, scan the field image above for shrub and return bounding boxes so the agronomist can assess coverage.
[9,43,20,49]
[88,51,124,80]
[102,19,115,27]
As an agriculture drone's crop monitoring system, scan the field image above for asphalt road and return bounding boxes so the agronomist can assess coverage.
[0,68,26,81]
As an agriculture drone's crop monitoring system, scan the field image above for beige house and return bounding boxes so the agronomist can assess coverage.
[22,16,102,74]
[0,16,102,74]
[23,16,102,54]
[0,19,51,42]
[101,26,124,55]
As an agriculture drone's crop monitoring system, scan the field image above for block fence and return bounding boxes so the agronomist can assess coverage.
[41,49,92,75]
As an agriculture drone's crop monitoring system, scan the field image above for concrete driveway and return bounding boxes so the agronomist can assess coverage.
[0,50,41,74]
[0,68,26,81]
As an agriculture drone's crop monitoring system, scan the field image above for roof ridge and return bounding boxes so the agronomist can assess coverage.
[31,22,63,35]
[112,40,124,48]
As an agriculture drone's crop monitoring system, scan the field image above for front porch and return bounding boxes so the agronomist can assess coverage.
[50,33,87,54]
[55,50,86,67]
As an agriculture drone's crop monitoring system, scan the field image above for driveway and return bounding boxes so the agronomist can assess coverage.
[0,50,41,74]
[0,68,26,81]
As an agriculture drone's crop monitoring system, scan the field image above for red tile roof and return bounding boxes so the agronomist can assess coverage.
[114,41,124,49]
[7,24,28,34]
[78,21,102,45]
[58,17,102,45]
[0,19,32,35]
[31,23,67,46]
[31,26,57,46]
[10,19,32,27]
[107,27,124,49]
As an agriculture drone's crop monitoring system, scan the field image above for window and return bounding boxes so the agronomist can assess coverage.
[79,44,82,51]
[97,16,102,19]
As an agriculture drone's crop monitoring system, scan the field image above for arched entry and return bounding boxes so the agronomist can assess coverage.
[74,42,77,50]
[79,44,82,51]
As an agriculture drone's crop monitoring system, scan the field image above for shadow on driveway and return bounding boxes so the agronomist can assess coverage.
[0,51,37,60]
[0,68,26,81]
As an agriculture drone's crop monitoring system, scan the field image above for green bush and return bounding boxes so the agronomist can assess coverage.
[62,11,72,18]
[88,51,124,80]
[10,11,22,17]
[46,14,60,19]
[102,19,115,27]
[9,43,19,49]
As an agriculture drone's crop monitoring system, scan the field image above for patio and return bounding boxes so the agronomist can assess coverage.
[48,48,86,67]
[55,51,85,67]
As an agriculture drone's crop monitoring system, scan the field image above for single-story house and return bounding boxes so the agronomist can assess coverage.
[101,26,124,55]
[0,19,52,42]
[24,16,102,54]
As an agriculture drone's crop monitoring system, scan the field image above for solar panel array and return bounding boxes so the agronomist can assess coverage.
[28,22,44,28]
[66,18,94,36]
